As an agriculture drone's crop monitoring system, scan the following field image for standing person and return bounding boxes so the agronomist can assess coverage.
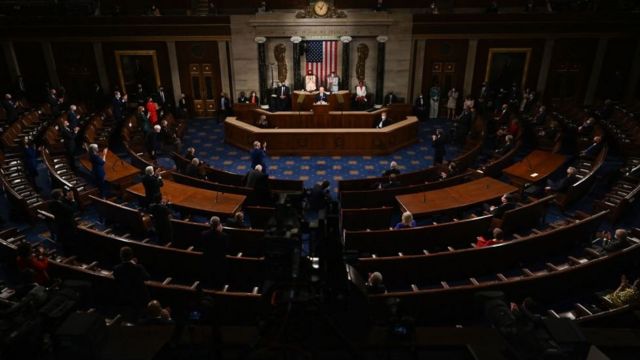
[49,188,77,253]
[327,71,339,93]
[16,242,49,286]
[156,85,169,111]
[60,119,79,170]
[447,88,459,120]
[67,104,79,128]
[148,201,174,245]
[243,164,271,206]
[2,93,18,124]
[197,216,229,288]
[250,140,268,171]
[432,128,446,165]
[112,91,126,124]
[249,90,259,105]
[429,82,441,120]
[177,93,189,118]
[89,143,108,198]
[136,105,151,134]
[414,93,427,121]
[23,138,40,190]
[276,82,290,111]
[218,92,231,123]
[142,166,164,207]
[146,97,158,126]
[113,246,150,321]
[145,125,162,159]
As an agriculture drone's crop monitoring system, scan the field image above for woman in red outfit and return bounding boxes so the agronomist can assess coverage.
[16,242,49,285]
[146,97,159,126]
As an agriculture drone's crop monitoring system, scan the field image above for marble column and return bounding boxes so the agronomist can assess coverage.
[42,42,60,88]
[375,35,388,105]
[411,39,426,101]
[2,42,20,82]
[92,42,110,93]
[218,41,232,99]
[536,38,555,98]
[340,36,352,90]
[255,37,267,105]
[166,41,183,104]
[463,39,478,97]
[584,38,608,106]
[291,36,302,91]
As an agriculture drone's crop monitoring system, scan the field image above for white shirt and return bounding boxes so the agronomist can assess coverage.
[356,85,367,97]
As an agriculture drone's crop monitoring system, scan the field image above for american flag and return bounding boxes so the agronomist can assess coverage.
[305,40,338,87]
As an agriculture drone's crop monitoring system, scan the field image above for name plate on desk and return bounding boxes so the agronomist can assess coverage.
[530,173,539,178]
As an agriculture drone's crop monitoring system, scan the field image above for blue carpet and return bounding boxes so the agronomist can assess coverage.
[181,118,459,193]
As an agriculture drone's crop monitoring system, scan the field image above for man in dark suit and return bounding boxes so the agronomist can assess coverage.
[495,135,515,156]
[546,167,578,194]
[531,105,548,126]
[197,216,229,288]
[155,85,170,111]
[432,129,446,165]
[113,246,150,321]
[382,161,401,177]
[49,188,77,253]
[145,125,162,159]
[414,94,427,121]
[250,140,267,170]
[489,193,517,219]
[308,180,331,211]
[276,82,290,111]
[218,92,231,123]
[60,119,79,170]
[580,136,603,159]
[600,229,630,253]
[384,91,397,107]
[237,91,249,103]
[243,164,271,205]
[112,91,126,124]
[142,166,164,206]
[47,88,61,116]
[1,93,18,124]
[453,108,472,145]
[315,87,329,104]
[67,104,79,128]
[375,112,391,129]
[89,144,108,198]
[148,201,174,245]
[135,84,146,107]
[177,93,189,118]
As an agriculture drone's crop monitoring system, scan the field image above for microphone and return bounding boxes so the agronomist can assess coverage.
[525,156,533,171]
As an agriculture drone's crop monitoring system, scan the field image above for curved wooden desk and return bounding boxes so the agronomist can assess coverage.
[224,116,419,156]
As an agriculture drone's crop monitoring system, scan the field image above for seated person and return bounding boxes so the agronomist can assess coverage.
[531,105,548,126]
[384,91,397,106]
[366,272,387,294]
[580,136,603,159]
[185,158,206,179]
[545,167,578,194]
[256,114,270,128]
[16,242,49,286]
[184,147,196,161]
[488,193,516,218]
[375,111,391,129]
[439,161,458,180]
[497,118,520,139]
[605,275,640,307]
[305,70,317,92]
[595,229,630,253]
[494,135,515,156]
[225,211,248,229]
[140,299,174,325]
[382,161,400,177]
[314,86,329,104]
[476,228,505,248]
[380,173,401,189]
[394,211,416,229]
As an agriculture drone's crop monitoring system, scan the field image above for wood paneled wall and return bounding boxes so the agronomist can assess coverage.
[13,42,48,100]
[175,41,222,104]
[51,42,99,103]
[597,37,637,101]
[101,42,172,95]
[546,38,596,103]
[472,38,545,95]
[421,40,468,97]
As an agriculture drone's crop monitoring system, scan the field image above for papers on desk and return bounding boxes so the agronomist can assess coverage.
[530,173,539,178]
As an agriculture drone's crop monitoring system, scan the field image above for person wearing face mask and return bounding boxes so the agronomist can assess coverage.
[375,111,391,129]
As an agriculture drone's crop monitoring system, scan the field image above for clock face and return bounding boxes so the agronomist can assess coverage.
[314,1,329,16]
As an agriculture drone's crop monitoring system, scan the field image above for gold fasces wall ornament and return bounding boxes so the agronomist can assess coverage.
[274,43,287,84]
[356,43,369,82]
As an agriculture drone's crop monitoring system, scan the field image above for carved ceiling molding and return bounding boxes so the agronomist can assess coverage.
[248,14,393,38]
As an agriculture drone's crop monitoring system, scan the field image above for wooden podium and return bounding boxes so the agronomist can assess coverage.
[312,103,330,128]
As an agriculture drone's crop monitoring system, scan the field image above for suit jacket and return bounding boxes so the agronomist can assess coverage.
[49,198,76,230]
[384,93,397,106]
[603,236,629,252]
[113,261,150,309]
[238,95,249,103]
[90,153,105,180]
[142,174,164,204]
[61,126,76,154]
[67,111,79,128]
[315,92,329,103]
[243,169,269,192]
[112,97,125,120]
[277,85,290,98]
[1,99,18,123]
[220,96,231,113]
[145,132,161,156]
[376,117,391,129]
[491,202,516,218]
[555,174,578,193]
[250,148,267,169]
[432,136,446,156]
